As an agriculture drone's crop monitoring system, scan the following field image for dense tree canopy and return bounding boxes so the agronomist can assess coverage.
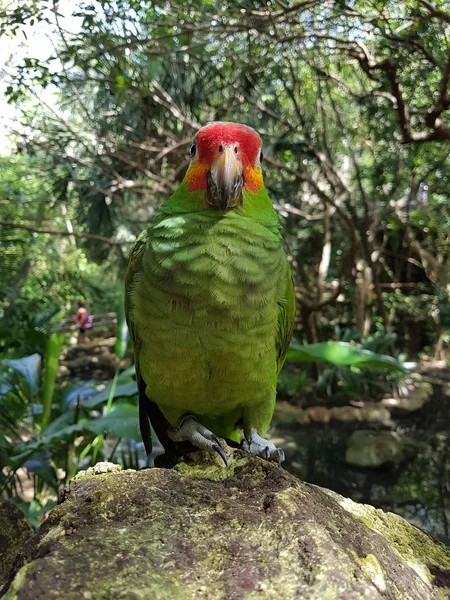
[1,0,449,350]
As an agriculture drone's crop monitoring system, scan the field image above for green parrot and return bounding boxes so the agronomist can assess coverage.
[125,122,295,465]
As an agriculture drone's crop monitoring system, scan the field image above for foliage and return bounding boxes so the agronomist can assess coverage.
[0,154,125,358]
[1,0,449,350]
[0,305,141,526]
[287,342,406,372]
[282,326,411,403]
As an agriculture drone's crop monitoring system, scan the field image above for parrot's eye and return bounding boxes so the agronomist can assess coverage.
[189,143,196,158]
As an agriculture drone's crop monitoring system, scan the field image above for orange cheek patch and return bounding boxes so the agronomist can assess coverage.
[185,162,210,192]
[244,167,263,193]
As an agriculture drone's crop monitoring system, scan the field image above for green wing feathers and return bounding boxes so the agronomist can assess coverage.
[125,230,181,457]
[124,231,148,354]
[276,261,296,377]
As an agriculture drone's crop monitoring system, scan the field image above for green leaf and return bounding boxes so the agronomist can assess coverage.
[40,407,78,437]
[82,382,138,408]
[115,294,129,360]
[9,497,56,529]
[86,403,139,440]
[117,365,136,381]
[8,447,39,469]
[2,354,41,396]
[61,381,96,410]
[23,451,59,489]
[42,332,66,428]
[286,342,406,372]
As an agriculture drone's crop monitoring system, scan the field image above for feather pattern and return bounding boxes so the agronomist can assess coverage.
[126,181,295,441]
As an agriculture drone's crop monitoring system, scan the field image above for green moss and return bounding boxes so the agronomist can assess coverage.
[175,449,248,481]
[337,495,450,585]
[0,501,31,590]
[175,458,246,481]
[3,563,31,600]
[354,552,386,592]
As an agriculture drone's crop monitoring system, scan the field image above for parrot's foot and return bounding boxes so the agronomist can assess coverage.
[241,429,285,465]
[168,415,227,466]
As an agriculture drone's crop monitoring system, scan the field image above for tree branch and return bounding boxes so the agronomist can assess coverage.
[419,0,450,25]
[0,221,125,246]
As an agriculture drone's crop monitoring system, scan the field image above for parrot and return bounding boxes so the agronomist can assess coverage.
[125,122,295,466]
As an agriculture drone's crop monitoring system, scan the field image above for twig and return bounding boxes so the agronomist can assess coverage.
[0,221,125,246]
[273,204,322,220]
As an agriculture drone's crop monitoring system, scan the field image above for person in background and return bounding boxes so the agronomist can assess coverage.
[76,300,93,343]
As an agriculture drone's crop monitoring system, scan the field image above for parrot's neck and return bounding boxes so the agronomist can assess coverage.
[159,183,279,230]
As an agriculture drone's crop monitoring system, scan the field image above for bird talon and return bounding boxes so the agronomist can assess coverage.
[242,429,285,464]
[276,449,285,465]
[213,443,228,466]
[211,433,222,446]
[168,416,227,465]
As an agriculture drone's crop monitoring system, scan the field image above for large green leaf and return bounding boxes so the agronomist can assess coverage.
[40,407,78,437]
[86,404,139,440]
[8,497,57,529]
[23,451,59,489]
[2,354,41,396]
[286,342,406,372]
[61,381,97,410]
[8,422,88,468]
[118,365,136,381]
[82,382,138,408]
[9,403,140,468]
[42,333,66,428]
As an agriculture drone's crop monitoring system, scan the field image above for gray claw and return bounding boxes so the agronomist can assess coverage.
[213,443,228,466]
[275,448,285,465]
[242,430,285,464]
[169,415,227,465]
[211,433,222,446]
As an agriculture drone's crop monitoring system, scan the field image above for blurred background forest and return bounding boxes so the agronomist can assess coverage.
[0,0,449,542]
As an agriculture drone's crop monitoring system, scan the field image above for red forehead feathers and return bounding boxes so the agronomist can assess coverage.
[196,122,261,166]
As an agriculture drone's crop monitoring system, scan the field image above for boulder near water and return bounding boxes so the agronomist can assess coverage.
[2,450,450,599]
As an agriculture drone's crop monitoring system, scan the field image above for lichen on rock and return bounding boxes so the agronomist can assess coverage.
[1,449,450,600]
[72,461,125,480]
[0,501,31,590]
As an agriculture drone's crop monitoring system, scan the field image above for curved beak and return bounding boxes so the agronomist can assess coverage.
[207,147,243,210]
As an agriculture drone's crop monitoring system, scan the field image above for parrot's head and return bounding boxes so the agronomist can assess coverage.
[184,122,263,211]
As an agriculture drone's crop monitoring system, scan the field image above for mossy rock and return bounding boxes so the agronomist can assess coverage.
[0,501,31,589]
[382,382,433,414]
[2,451,450,599]
[345,430,419,468]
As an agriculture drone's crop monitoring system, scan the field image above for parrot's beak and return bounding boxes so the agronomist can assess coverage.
[207,146,244,210]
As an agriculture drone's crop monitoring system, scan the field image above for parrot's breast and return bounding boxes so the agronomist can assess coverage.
[131,211,286,429]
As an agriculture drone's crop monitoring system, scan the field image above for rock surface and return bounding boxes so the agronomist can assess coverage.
[0,501,31,589]
[2,451,450,600]
[345,431,420,468]
[381,382,433,413]
[58,337,131,381]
